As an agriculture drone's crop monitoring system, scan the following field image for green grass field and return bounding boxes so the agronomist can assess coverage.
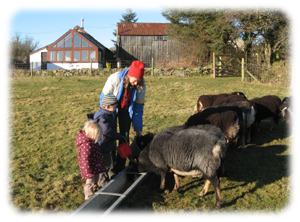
[9,75,291,213]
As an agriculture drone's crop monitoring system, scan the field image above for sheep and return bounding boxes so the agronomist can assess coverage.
[250,95,282,131]
[212,94,248,107]
[185,106,256,148]
[213,97,257,143]
[166,124,226,142]
[195,92,246,113]
[136,128,227,209]
[279,96,297,139]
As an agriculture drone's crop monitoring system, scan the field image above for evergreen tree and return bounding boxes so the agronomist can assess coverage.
[111,8,138,47]
[120,8,138,23]
[162,9,235,64]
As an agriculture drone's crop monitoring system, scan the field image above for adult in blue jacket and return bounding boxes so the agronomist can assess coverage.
[99,60,146,173]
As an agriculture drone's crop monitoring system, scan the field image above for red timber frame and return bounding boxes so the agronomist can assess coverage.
[47,29,100,63]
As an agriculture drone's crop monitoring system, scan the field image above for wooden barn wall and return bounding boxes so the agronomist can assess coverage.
[117,35,179,67]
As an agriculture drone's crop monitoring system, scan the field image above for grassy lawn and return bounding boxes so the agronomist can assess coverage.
[9,75,291,213]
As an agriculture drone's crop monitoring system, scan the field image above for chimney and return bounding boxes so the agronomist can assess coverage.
[81,18,84,29]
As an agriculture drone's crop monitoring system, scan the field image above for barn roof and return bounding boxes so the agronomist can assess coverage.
[117,23,169,36]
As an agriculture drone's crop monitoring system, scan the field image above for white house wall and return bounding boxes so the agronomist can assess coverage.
[47,62,102,70]
[30,48,47,70]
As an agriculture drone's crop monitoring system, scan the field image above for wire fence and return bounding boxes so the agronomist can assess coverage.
[244,63,291,87]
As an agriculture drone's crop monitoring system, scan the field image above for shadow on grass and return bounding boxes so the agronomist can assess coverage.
[222,144,290,208]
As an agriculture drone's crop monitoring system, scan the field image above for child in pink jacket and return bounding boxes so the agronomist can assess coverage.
[75,120,106,200]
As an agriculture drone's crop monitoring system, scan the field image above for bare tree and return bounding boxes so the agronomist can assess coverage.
[10,32,39,63]
[232,10,289,66]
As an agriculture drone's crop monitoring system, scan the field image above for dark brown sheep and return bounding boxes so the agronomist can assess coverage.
[195,92,246,113]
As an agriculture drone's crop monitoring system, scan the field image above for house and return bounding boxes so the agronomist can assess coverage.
[116,23,178,67]
[30,25,114,70]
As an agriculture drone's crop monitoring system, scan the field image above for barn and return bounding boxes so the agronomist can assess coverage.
[116,23,178,67]
[29,25,114,70]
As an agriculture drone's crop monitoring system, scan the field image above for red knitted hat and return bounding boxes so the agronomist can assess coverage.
[127,61,145,79]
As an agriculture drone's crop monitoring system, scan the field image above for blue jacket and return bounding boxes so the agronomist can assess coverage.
[99,68,146,131]
[94,107,123,153]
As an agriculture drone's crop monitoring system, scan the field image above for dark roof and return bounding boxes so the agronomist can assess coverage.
[117,23,169,36]
[74,26,106,50]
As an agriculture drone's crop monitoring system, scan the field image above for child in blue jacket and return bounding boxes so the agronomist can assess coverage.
[94,93,123,186]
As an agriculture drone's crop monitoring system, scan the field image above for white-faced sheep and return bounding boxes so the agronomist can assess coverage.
[280,96,297,138]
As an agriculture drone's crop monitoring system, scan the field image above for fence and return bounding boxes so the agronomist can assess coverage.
[10,56,290,87]
[241,59,297,88]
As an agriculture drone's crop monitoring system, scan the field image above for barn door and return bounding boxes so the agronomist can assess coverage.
[151,38,167,66]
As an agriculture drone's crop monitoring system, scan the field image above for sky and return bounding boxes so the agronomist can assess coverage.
[2,1,169,49]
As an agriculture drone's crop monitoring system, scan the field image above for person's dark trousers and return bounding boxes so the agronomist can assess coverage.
[114,111,132,174]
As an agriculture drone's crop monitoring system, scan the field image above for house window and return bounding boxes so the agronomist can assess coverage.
[50,51,56,61]
[90,51,96,61]
[82,39,88,47]
[65,33,72,47]
[65,51,71,61]
[74,51,80,61]
[57,51,63,61]
[57,39,64,48]
[74,33,81,47]
[82,50,88,61]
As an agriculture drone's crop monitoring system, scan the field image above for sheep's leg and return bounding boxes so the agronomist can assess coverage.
[241,132,246,148]
[270,120,276,131]
[172,173,180,192]
[198,179,211,197]
[159,171,166,191]
[246,129,251,143]
[257,121,261,132]
[210,176,222,209]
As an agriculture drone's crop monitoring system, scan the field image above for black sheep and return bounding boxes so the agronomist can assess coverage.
[213,97,257,143]
[137,128,227,209]
[280,96,297,138]
[250,95,282,131]
[185,106,256,148]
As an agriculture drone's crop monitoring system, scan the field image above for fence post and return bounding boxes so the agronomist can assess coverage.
[31,61,33,78]
[241,58,245,81]
[213,52,216,78]
[151,57,154,76]
[90,60,92,75]
[292,63,295,88]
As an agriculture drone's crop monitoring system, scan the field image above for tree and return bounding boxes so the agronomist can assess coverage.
[227,10,289,66]
[111,8,139,47]
[162,9,235,65]
[10,32,39,63]
[120,8,138,23]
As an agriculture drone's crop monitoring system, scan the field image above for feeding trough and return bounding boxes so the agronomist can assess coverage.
[72,166,148,215]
